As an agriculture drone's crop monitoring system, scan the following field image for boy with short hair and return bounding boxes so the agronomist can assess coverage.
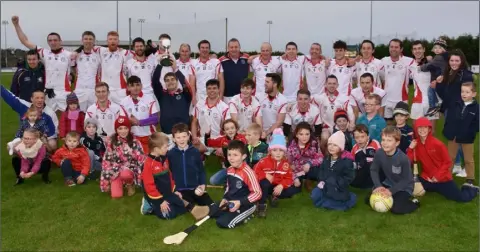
[208,140,262,229]
[79,118,105,178]
[443,82,479,183]
[369,126,419,215]
[245,123,269,168]
[421,39,448,116]
[333,109,354,152]
[407,117,478,202]
[356,94,387,143]
[351,124,381,189]
[228,78,262,133]
[167,123,214,206]
[392,101,413,153]
[52,131,91,187]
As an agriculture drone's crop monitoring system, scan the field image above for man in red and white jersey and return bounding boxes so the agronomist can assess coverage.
[355,40,384,88]
[119,76,159,153]
[228,79,262,133]
[284,89,322,138]
[85,82,121,139]
[190,40,223,106]
[304,43,328,96]
[259,73,287,140]
[176,43,194,83]
[279,42,305,104]
[12,15,73,112]
[380,38,414,122]
[312,75,354,142]
[72,31,101,111]
[191,79,230,153]
[327,40,356,97]
[248,42,282,101]
[409,40,439,132]
[125,37,157,96]
[350,72,386,119]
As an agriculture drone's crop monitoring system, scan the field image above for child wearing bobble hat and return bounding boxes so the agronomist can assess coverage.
[59,92,85,139]
[101,116,146,198]
[311,131,357,211]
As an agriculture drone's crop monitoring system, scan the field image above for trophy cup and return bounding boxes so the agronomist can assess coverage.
[160,39,172,66]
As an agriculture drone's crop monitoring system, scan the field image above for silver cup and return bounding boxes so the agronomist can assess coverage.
[160,39,172,66]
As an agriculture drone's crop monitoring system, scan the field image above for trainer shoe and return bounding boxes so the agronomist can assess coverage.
[257,203,267,218]
[452,164,463,174]
[456,169,467,178]
[425,106,440,117]
[14,178,24,186]
[205,147,215,156]
[269,196,279,208]
[412,198,420,207]
[65,179,76,187]
[140,197,153,215]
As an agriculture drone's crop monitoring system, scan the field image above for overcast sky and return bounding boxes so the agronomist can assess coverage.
[1,1,479,56]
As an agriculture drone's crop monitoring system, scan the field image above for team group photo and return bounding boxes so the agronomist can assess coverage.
[1,1,479,251]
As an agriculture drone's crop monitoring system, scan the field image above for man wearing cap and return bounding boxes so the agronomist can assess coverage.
[393,101,413,153]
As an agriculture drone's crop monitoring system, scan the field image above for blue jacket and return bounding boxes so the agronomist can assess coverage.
[167,144,207,190]
[318,154,355,201]
[1,85,56,138]
[436,69,474,113]
[11,64,45,101]
[356,113,387,143]
[443,99,479,144]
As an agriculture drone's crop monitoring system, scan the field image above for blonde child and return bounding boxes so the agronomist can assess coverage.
[59,92,85,139]
[8,105,49,156]
[245,123,269,168]
[101,116,146,198]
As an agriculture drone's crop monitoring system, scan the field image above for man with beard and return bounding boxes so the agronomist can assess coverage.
[259,73,287,139]
[125,37,157,95]
[304,43,328,96]
[12,15,73,112]
[355,40,384,88]
[248,42,281,100]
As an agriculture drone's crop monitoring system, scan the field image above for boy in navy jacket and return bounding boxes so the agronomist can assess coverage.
[443,82,479,185]
[167,123,214,206]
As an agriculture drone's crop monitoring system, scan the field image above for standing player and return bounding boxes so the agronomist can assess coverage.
[304,43,328,96]
[219,38,250,103]
[279,42,305,104]
[85,82,122,138]
[327,40,356,97]
[228,78,262,133]
[355,40,384,88]
[248,42,281,100]
[119,76,159,153]
[12,15,73,112]
[72,31,101,111]
[190,40,223,106]
[125,37,157,96]
[283,89,322,137]
[176,43,194,83]
[350,72,386,119]
[381,39,414,122]
[259,73,288,139]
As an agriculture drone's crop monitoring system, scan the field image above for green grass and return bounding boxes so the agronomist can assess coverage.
[1,73,479,251]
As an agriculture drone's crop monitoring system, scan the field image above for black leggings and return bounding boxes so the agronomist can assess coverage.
[12,156,51,181]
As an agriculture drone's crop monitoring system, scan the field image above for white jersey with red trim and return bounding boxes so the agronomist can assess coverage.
[251,57,282,99]
[355,57,384,88]
[284,103,322,131]
[327,59,356,96]
[176,58,194,80]
[381,56,414,103]
[259,93,288,131]
[85,101,122,136]
[349,87,387,114]
[119,93,159,137]
[279,56,305,102]
[125,54,157,94]
[191,58,222,100]
[228,94,262,131]
[97,47,133,91]
[304,56,328,95]
[312,92,353,129]
[73,50,100,90]
[194,99,230,138]
[37,47,73,91]
[409,61,431,105]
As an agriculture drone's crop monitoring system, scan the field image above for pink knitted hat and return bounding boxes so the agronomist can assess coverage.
[328,131,346,151]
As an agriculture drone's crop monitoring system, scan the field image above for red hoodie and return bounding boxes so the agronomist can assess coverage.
[406,117,452,182]
[253,155,293,188]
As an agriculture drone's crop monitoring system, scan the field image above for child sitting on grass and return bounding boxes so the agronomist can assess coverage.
[350,124,381,189]
[407,117,478,202]
[101,116,145,198]
[8,105,49,156]
[393,101,413,153]
[59,92,85,140]
[79,118,105,179]
[311,131,356,211]
[12,128,51,185]
[245,123,269,168]
[207,119,247,185]
[368,126,419,215]
[168,123,213,206]
[140,132,210,220]
[254,128,297,218]
[52,131,91,187]
[208,140,262,229]
[287,122,323,192]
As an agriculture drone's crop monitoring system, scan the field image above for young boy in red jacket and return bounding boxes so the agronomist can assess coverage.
[406,117,478,202]
[254,128,297,218]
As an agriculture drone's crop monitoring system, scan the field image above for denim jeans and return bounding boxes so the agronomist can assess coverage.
[428,86,438,107]
[209,169,227,185]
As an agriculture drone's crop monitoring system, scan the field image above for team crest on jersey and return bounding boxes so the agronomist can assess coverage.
[212,113,219,119]
[48,56,52,60]
[24,77,31,82]
[256,67,262,72]
[332,68,336,73]
[118,117,125,123]
[141,106,146,112]
[370,67,375,72]
[115,54,119,59]
[282,163,289,171]
[398,65,404,70]
[79,57,83,62]
[128,108,133,113]
[103,53,108,58]
[38,77,43,82]
[208,65,213,70]
[236,180,242,189]
[61,57,66,62]
[240,59,246,64]
[147,65,151,69]
[108,114,113,119]
[176,95,182,100]
[134,65,138,70]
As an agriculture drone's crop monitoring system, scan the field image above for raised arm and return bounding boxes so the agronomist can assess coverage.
[11,16,37,50]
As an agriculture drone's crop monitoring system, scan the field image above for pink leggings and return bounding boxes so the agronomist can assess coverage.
[111,169,134,198]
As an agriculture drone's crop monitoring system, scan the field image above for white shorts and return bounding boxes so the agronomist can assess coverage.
[75,88,97,112]
[46,90,68,112]
[384,101,398,119]
[109,89,128,105]
[411,102,439,120]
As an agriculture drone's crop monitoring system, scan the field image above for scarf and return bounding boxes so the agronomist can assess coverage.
[68,109,80,131]
[16,139,43,159]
